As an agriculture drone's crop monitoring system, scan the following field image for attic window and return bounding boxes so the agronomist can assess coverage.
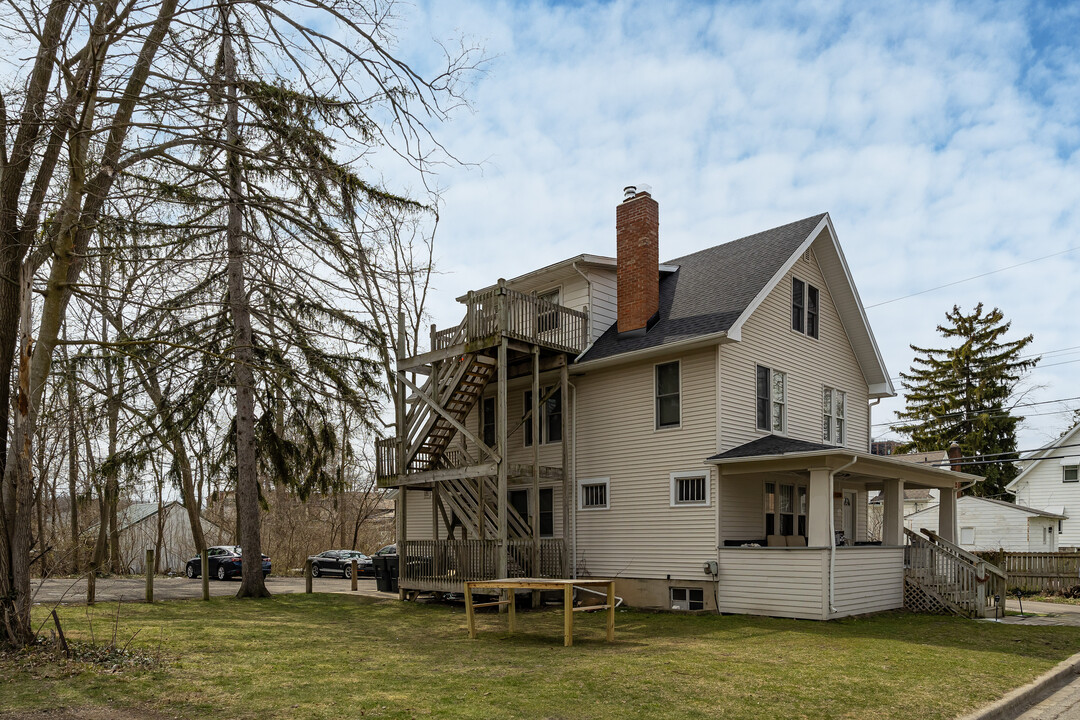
[791,277,819,338]
[1064,466,1079,483]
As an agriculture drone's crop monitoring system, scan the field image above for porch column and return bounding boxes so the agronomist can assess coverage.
[938,485,958,544]
[882,478,904,546]
[808,468,832,547]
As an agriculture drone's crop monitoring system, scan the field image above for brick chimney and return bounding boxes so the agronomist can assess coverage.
[947,442,963,472]
[616,185,659,335]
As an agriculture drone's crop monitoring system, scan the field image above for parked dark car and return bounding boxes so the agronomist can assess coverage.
[307,550,373,578]
[185,545,271,581]
[372,544,396,557]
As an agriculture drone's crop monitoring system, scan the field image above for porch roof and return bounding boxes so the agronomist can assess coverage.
[705,435,982,489]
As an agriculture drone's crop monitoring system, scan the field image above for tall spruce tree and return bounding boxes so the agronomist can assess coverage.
[891,304,1038,498]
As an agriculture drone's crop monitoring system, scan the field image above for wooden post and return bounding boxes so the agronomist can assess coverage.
[433,483,442,581]
[560,360,570,577]
[351,559,358,591]
[497,283,509,613]
[305,559,313,594]
[201,549,210,601]
[508,589,516,635]
[465,582,477,639]
[606,581,615,642]
[563,583,574,647]
[396,311,408,601]
[531,347,541,608]
[87,565,95,606]
[145,549,154,603]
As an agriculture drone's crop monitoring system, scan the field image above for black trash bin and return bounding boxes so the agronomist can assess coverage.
[373,555,399,593]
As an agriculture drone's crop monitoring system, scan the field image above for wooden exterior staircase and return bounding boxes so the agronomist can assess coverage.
[903,527,1007,618]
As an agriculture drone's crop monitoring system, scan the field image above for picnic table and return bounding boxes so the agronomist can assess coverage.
[463,578,616,647]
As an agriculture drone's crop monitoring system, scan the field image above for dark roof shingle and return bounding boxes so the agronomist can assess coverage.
[707,435,834,461]
[579,213,826,363]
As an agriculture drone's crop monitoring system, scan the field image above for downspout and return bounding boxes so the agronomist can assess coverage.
[828,456,858,617]
[569,377,578,579]
[867,398,881,451]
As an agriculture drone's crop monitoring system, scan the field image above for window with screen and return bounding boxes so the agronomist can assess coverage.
[655,361,680,429]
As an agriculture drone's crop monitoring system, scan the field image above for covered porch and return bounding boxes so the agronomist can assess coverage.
[707,437,981,620]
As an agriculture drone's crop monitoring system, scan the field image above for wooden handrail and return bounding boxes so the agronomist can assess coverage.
[919,528,1006,580]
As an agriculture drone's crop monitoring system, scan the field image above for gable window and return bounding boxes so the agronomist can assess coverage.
[823,388,846,445]
[791,278,805,333]
[524,387,562,446]
[671,471,710,507]
[756,365,786,433]
[670,587,704,611]
[791,277,820,338]
[580,479,609,510]
[655,361,681,429]
[765,481,807,537]
[1064,465,1079,483]
[482,397,495,447]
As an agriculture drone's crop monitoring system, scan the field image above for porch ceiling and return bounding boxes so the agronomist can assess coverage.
[706,448,980,489]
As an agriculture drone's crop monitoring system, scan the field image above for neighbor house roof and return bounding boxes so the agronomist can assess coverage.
[574,213,894,398]
[906,496,1067,520]
[869,488,937,505]
[580,214,826,364]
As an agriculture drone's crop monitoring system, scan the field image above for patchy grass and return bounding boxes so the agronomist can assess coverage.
[2,595,1079,719]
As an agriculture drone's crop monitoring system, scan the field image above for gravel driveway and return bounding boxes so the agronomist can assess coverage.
[31,575,393,605]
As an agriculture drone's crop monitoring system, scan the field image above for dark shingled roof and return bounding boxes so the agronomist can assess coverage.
[707,435,835,461]
[579,213,827,363]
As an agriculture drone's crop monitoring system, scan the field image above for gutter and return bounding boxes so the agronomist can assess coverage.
[572,330,736,374]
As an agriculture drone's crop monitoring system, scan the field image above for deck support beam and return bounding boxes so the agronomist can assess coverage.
[531,346,541,607]
[561,360,570,578]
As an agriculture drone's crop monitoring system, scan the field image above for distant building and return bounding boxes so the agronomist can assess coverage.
[871,439,900,456]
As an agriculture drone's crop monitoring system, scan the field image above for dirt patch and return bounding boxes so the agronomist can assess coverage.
[0,708,178,720]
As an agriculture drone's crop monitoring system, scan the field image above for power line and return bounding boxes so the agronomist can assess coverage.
[935,441,1080,463]
[872,395,1080,428]
[929,452,1080,470]
[865,245,1080,310]
[886,344,1080,384]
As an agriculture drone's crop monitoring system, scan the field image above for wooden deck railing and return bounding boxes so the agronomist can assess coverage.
[904,528,1005,618]
[973,550,1080,594]
[461,284,588,355]
[400,538,567,585]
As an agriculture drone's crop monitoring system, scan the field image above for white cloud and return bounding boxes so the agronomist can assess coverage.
[383,0,1080,449]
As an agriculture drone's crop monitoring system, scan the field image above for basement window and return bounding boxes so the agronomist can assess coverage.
[670,587,704,611]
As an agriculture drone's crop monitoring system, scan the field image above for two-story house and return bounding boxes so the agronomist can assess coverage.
[377,186,979,620]
[1006,423,1080,550]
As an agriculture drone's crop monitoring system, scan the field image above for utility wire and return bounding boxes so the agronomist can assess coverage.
[872,394,1080,428]
[928,453,1080,469]
[865,245,1080,309]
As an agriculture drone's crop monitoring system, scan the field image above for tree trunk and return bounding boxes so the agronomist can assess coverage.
[65,343,79,572]
[221,1,268,599]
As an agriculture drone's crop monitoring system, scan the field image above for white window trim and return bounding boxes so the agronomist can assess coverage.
[756,364,788,436]
[1064,465,1079,483]
[763,479,808,537]
[669,586,705,611]
[789,276,820,341]
[822,386,846,446]
[579,477,610,511]
[960,526,976,545]
[670,471,710,507]
[654,359,682,431]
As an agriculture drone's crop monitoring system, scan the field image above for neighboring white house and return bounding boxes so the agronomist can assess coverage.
[905,496,1064,552]
[88,501,226,574]
[1006,423,1080,550]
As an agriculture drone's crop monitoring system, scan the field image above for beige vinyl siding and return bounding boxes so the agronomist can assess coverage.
[720,474,766,541]
[716,548,826,619]
[719,250,869,452]
[830,547,904,617]
[575,348,717,580]
[587,268,618,342]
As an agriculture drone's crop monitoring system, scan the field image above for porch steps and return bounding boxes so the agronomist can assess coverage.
[903,528,1006,619]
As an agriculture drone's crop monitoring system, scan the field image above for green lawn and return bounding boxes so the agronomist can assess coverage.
[3,594,1079,719]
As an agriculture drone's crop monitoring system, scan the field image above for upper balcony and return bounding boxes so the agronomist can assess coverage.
[399,282,590,372]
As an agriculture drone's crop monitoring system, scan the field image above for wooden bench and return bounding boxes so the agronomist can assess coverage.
[463,578,616,647]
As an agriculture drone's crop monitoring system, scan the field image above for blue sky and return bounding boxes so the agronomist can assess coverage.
[385,0,1080,450]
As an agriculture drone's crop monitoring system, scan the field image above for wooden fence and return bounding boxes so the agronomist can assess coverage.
[974,550,1080,594]
[401,538,567,586]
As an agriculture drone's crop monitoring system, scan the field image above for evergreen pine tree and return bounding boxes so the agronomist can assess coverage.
[891,304,1038,498]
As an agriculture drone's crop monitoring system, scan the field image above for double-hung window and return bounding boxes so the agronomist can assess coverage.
[537,288,560,333]
[791,277,820,339]
[822,387,846,445]
[508,488,554,536]
[1065,465,1079,483]
[482,397,495,447]
[756,365,786,433]
[524,387,562,446]
[765,481,807,537]
[655,361,680,429]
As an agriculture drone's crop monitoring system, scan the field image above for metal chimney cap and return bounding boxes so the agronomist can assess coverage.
[623,185,637,200]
